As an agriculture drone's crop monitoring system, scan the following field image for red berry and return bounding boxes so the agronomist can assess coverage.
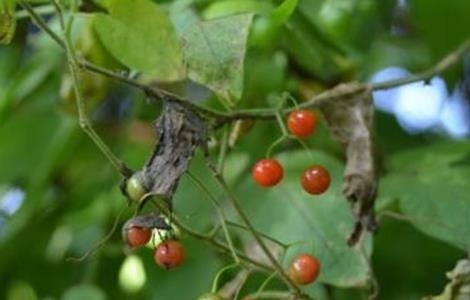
[252,159,284,187]
[301,165,331,195]
[287,254,320,285]
[287,110,317,139]
[154,240,186,270]
[126,227,151,248]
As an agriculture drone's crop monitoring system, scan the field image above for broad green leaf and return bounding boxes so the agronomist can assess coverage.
[233,150,372,288]
[380,142,470,250]
[182,14,253,103]
[203,0,273,19]
[93,0,184,81]
[170,4,200,36]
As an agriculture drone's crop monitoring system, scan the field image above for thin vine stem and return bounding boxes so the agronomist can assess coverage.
[211,263,240,293]
[43,0,132,177]
[225,221,289,249]
[266,135,288,158]
[204,161,309,299]
[217,125,230,174]
[186,170,240,264]
[146,195,273,272]
[255,272,278,298]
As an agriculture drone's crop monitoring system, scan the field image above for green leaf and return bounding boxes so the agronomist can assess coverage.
[271,0,298,25]
[380,142,470,250]
[0,1,16,45]
[234,150,372,288]
[93,0,184,81]
[203,0,273,19]
[182,14,253,103]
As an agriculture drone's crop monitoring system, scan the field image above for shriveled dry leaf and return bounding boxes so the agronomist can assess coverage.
[316,83,377,246]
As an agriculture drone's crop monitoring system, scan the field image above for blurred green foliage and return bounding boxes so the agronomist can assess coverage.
[0,0,469,299]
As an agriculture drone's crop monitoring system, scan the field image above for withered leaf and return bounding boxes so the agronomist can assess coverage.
[316,82,377,246]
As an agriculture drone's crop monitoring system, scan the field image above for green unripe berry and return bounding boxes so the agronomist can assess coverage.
[126,174,146,202]
[197,292,224,300]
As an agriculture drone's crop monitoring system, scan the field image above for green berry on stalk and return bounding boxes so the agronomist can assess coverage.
[126,173,146,202]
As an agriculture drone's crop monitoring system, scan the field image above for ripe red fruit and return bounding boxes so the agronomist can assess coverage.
[287,110,317,138]
[287,254,320,285]
[301,165,331,195]
[126,227,151,248]
[154,240,186,270]
[252,159,284,187]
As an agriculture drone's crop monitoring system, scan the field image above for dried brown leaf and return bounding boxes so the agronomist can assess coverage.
[317,83,378,246]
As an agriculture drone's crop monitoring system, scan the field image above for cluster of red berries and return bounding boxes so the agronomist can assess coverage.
[252,110,331,195]
[125,226,185,270]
